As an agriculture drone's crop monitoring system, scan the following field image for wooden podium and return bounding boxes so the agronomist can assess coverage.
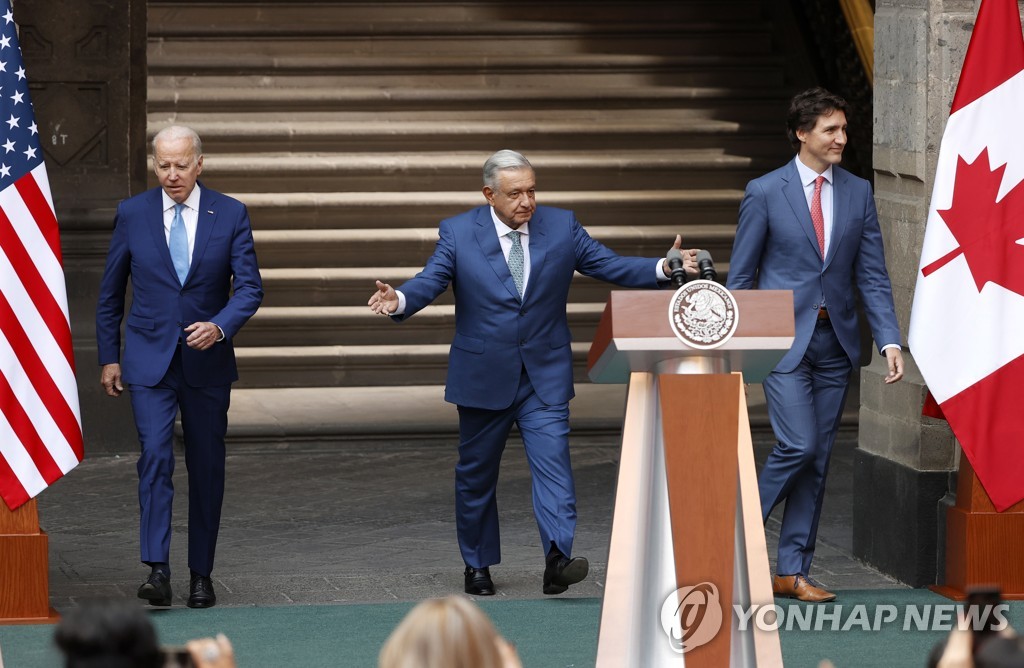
[932,453,1024,600]
[0,499,59,623]
[588,289,793,668]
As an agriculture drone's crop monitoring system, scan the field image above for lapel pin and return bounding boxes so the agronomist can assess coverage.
[207,210,214,214]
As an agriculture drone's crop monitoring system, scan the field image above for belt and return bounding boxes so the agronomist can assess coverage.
[817,308,830,321]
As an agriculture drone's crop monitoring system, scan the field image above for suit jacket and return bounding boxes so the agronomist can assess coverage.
[726,159,899,373]
[96,184,263,387]
[395,205,661,410]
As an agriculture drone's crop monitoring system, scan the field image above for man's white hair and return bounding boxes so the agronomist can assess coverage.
[483,150,532,189]
[152,125,203,159]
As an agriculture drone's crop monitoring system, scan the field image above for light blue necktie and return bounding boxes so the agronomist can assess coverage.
[169,203,189,284]
[507,230,524,298]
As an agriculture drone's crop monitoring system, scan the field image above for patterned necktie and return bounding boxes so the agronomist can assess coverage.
[507,230,524,298]
[169,203,190,284]
[811,175,826,260]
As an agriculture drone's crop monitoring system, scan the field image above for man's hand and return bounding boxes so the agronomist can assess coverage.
[185,321,222,350]
[884,348,904,384]
[100,363,123,397]
[368,280,399,315]
[659,235,699,277]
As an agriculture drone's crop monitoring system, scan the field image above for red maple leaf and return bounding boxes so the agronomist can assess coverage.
[922,148,1024,297]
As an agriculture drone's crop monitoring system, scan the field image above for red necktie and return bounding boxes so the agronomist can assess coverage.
[811,175,825,259]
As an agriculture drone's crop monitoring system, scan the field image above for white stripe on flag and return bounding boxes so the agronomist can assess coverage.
[0,246,79,415]
[31,164,56,213]
[0,407,49,498]
[0,330,78,471]
[0,173,71,321]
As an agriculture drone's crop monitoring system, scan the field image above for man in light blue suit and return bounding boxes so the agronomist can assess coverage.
[96,126,263,608]
[369,150,696,596]
[727,88,904,602]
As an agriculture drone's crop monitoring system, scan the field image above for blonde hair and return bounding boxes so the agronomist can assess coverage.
[378,596,509,668]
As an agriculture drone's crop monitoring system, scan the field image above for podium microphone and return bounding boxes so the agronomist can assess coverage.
[666,248,687,288]
[696,250,717,282]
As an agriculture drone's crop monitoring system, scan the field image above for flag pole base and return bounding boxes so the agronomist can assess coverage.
[931,453,1024,601]
[0,499,58,624]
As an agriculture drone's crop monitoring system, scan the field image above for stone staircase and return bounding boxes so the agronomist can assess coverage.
[147,0,809,446]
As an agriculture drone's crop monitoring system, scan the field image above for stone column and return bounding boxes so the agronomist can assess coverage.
[15,0,147,453]
[856,0,1005,586]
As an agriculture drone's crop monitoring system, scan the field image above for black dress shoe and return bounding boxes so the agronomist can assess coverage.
[543,553,589,595]
[186,574,217,609]
[464,566,495,596]
[137,571,172,607]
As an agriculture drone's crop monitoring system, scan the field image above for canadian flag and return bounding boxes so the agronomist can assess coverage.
[908,0,1024,512]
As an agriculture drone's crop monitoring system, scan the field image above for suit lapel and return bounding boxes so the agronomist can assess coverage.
[522,213,547,303]
[147,189,180,281]
[825,168,851,269]
[782,159,824,261]
[474,207,521,301]
[188,186,217,284]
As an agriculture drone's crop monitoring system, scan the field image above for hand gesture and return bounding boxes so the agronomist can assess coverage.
[369,280,398,315]
[661,235,699,277]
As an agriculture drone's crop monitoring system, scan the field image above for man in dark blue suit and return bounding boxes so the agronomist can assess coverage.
[369,150,696,596]
[96,125,263,608]
[727,88,903,602]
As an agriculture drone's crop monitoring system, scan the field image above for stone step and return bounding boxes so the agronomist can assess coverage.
[233,342,595,388]
[149,25,772,59]
[148,84,791,114]
[236,302,607,347]
[223,381,777,448]
[222,383,605,446]
[250,224,736,269]
[149,2,768,31]
[147,114,785,153]
[144,0,802,436]
[155,108,780,124]
[147,52,787,88]
[230,189,744,231]
[192,150,771,193]
[224,381,775,448]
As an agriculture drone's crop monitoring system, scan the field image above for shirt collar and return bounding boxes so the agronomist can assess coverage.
[490,206,529,237]
[162,184,202,213]
[794,158,833,188]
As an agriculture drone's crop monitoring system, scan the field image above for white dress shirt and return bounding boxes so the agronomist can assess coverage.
[794,158,834,257]
[161,185,202,262]
[491,209,532,295]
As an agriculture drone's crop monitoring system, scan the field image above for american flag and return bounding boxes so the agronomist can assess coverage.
[0,1,82,510]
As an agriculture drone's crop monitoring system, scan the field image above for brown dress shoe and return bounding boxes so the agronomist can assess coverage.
[772,574,836,603]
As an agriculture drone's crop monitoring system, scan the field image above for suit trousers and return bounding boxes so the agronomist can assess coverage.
[759,318,852,576]
[455,368,574,568]
[129,345,230,577]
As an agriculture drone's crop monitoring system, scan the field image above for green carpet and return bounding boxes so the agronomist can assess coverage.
[1,591,1020,667]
